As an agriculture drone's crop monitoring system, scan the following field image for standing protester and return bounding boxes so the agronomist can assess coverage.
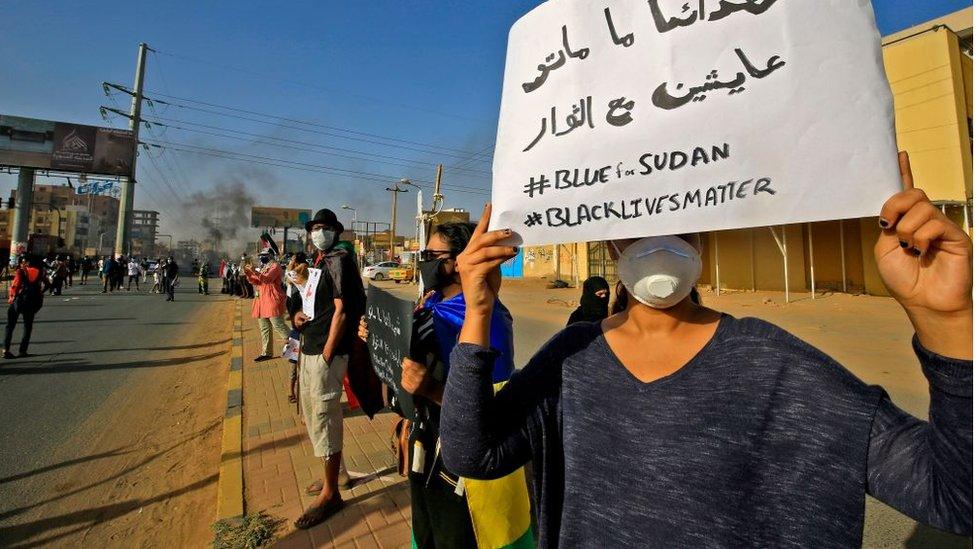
[49,256,66,296]
[141,257,151,284]
[66,255,76,287]
[566,276,611,325]
[198,262,210,295]
[80,255,92,285]
[151,265,163,294]
[441,158,974,547]
[284,252,309,403]
[163,257,180,302]
[127,257,142,291]
[112,255,126,292]
[245,250,289,361]
[359,222,527,548]
[221,260,231,295]
[292,208,366,529]
[4,255,47,359]
[239,255,255,299]
[97,256,105,284]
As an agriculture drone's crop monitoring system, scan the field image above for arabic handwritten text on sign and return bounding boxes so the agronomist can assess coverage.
[492,0,900,246]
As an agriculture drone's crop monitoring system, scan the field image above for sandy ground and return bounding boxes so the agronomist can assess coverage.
[0,299,233,548]
[377,277,971,547]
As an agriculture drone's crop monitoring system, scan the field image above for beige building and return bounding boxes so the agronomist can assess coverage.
[3,183,122,254]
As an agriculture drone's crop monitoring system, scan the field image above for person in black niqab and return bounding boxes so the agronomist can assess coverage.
[567,276,610,325]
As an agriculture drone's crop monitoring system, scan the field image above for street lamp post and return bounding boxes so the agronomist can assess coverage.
[341,205,360,264]
[341,204,358,229]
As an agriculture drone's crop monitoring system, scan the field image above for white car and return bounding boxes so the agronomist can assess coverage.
[362,261,399,281]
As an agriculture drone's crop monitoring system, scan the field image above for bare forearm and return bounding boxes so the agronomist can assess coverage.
[459,305,493,348]
[323,310,346,359]
[907,306,973,360]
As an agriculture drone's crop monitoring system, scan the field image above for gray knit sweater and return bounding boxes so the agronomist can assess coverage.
[441,315,972,548]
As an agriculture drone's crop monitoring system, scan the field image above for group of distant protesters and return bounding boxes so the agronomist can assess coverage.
[220,256,255,298]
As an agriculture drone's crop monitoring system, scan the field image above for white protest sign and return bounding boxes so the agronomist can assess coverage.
[491,0,901,246]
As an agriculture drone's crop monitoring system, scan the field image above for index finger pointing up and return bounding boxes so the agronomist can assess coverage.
[473,203,492,238]
[898,150,914,191]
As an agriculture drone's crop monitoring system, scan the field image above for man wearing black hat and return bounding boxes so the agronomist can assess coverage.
[291,208,366,529]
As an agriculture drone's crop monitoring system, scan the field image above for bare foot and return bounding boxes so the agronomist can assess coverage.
[294,495,343,529]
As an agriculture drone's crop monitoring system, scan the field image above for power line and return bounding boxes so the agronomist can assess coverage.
[143,117,492,177]
[145,140,491,196]
[106,86,492,162]
[143,123,194,196]
[447,142,495,170]
[141,145,190,206]
[142,90,493,157]
[145,139,489,193]
[144,100,197,195]
[151,48,492,124]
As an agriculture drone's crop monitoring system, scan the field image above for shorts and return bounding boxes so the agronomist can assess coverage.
[299,352,347,457]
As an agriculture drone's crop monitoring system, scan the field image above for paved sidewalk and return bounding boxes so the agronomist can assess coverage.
[237,300,412,548]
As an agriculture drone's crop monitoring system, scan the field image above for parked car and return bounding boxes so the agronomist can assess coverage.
[388,264,415,284]
[362,261,399,281]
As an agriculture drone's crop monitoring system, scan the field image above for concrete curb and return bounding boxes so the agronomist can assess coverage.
[216,300,245,520]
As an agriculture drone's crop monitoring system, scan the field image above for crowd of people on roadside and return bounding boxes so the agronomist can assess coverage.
[237,152,972,547]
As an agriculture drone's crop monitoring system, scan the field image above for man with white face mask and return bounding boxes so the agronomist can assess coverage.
[291,208,366,529]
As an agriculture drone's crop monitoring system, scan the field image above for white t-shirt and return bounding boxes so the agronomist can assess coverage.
[128,261,141,276]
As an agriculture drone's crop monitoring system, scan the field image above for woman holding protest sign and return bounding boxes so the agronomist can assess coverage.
[441,153,972,547]
[359,222,534,549]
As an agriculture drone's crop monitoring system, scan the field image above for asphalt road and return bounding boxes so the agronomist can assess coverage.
[0,278,222,527]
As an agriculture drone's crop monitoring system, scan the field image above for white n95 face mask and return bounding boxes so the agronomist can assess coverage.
[613,235,702,309]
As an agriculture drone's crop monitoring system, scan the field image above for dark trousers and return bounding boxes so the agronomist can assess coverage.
[165,277,176,300]
[127,275,140,290]
[410,472,477,549]
[103,275,111,292]
[5,305,35,354]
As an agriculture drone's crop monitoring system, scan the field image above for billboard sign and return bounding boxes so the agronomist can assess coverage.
[250,206,312,228]
[78,180,119,196]
[0,115,135,177]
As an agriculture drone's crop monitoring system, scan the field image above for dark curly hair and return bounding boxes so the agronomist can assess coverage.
[433,222,478,255]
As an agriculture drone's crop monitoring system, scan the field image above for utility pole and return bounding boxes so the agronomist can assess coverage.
[415,164,444,289]
[385,183,407,261]
[10,168,35,265]
[114,42,148,257]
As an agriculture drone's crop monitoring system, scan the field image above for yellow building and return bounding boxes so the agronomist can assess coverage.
[523,7,973,300]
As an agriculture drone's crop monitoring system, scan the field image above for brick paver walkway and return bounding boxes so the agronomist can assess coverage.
[237,300,411,548]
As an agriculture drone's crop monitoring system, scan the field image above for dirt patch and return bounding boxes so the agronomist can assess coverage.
[1,299,233,548]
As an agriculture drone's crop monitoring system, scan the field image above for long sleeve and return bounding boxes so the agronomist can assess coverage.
[867,336,972,535]
[7,270,22,303]
[441,335,563,480]
[254,264,283,285]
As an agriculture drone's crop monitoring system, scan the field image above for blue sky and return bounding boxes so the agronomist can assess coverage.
[0,0,969,248]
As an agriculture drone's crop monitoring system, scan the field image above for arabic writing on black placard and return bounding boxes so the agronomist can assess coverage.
[365,285,415,420]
